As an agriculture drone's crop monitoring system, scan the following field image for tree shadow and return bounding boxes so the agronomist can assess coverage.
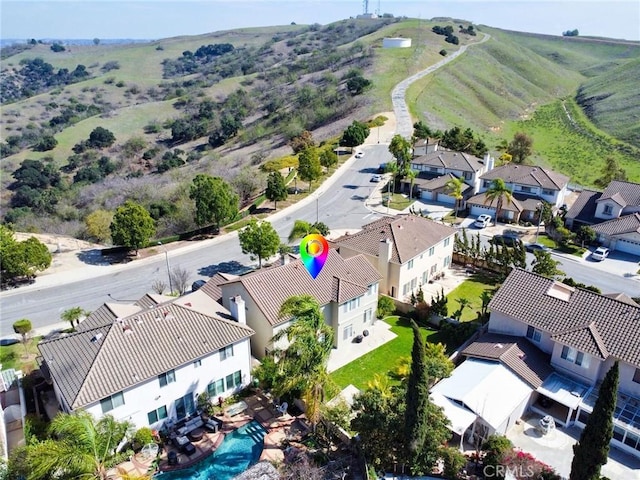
[198,261,253,277]
[76,249,124,266]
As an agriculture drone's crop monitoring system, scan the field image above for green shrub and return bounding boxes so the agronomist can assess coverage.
[376,296,395,319]
[133,427,154,447]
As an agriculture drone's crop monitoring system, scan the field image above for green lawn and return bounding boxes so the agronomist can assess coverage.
[331,316,441,390]
[0,337,42,372]
[385,193,414,211]
[446,272,500,322]
[536,234,587,257]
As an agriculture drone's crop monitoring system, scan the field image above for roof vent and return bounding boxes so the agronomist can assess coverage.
[518,353,526,360]
[123,325,133,335]
[155,315,161,322]
[494,343,504,349]
[90,333,103,343]
[184,302,192,307]
[135,317,143,325]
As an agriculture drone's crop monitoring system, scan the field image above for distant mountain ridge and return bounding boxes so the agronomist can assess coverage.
[0,39,153,47]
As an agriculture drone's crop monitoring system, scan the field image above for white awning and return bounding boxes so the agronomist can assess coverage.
[431,391,477,435]
[431,359,532,432]
[538,372,591,410]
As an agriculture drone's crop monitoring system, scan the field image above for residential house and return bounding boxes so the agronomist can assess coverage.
[218,249,382,359]
[565,180,640,255]
[433,268,640,458]
[334,215,456,301]
[403,141,494,204]
[38,294,254,430]
[466,164,569,223]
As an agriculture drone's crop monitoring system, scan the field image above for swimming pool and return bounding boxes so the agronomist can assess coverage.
[159,421,266,480]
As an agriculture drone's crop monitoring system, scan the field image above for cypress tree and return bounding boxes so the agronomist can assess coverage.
[569,361,619,480]
[404,320,429,465]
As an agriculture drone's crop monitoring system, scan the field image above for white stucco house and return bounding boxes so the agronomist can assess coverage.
[334,215,456,301]
[432,268,640,459]
[466,164,570,223]
[38,293,254,430]
[565,180,640,256]
[218,249,382,359]
[403,140,495,204]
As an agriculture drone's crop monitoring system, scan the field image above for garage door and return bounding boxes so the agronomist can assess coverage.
[615,239,640,256]
[420,190,435,201]
[437,193,456,205]
[470,204,495,217]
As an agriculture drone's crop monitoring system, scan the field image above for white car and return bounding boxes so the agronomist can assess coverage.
[474,214,492,228]
[355,151,364,158]
[591,247,610,261]
[370,174,382,183]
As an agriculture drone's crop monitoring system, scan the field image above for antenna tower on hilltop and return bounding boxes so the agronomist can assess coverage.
[363,0,369,15]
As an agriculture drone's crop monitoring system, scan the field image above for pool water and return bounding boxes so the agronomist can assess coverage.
[159,421,267,480]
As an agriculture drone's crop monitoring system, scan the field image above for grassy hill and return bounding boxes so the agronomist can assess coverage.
[1,18,639,238]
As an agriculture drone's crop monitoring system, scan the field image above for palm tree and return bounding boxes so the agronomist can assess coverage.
[406,169,417,200]
[484,178,513,223]
[445,176,464,218]
[271,295,334,430]
[61,306,90,330]
[287,219,328,242]
[27,411,133,480]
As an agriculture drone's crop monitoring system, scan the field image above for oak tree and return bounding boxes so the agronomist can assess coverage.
[109,201,156,254]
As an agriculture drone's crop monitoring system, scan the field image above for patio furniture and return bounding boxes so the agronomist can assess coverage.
[181,441,196,456]
[140,443,159,460]
[537,415,556,435]
[188,428,204,442]
[174,435,190,448]
[168,450,178,466]
[177,416,204,436]
[204,418,221,433]
[276,401,288,416]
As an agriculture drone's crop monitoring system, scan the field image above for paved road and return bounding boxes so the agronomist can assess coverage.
[392,33,491,137]
[0,145,394,332]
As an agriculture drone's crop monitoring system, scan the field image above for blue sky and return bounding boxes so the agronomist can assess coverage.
[1,1,639,41]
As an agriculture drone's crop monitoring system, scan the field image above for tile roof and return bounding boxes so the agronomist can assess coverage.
[480,164,569,190]
[603,293,640,307]
[77,303,142,332]
[134,293,174,308]
[591,213,640,236]
[488,268,640,367]
[199,272,240,304]
[599,180,640,207]
[410,172,472,192]
[410,150,485,173]
[462,333,554,388]
[38,303,254,409]
[565,189,601,223]
[334,215,456,264]
[220,250,381,326]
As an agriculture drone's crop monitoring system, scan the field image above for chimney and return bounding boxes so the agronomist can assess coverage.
[378,238,392,294]
[229,295,246,324]
[281,253,289,265]
[485,153,495,172]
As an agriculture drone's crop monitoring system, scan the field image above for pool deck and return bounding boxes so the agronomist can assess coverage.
[107,391,307,478]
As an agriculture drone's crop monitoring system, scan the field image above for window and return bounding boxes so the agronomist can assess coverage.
[430,264,437,274]
[428,247,435,256]
[220,345,234,360]
[422,271,428,284]
[542,189,553,196]
[561,346,590,368]
[526,325,542,343]
[363,309,372,324]
[100,392,124,413]
[343,324,353,340]
[430,167,439,173]
[175,393,195,419]
[463,172,472,181]
[520,186,532,193]
[226,370,242,390]
[483,180,491,188]
[633,368,640,384]
[147,405,168,425]
[444,255,451,267]
[207,379,225,397]
[603,204,613,215]
[193,359,202,368]
[343,297,361,312]
[158,369,176,387]
[410,277,417,290]
[402,283,410,295]
[444,237,450,247]
[407,259,414,270]
[367,284,378,296]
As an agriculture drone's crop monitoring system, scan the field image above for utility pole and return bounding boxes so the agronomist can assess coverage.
[535,203,543,243]
[157,242,173,294]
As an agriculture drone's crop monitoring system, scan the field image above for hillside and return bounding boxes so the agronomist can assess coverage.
[1,18,639,239]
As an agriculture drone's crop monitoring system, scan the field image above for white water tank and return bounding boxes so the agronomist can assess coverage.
[383,37,412,48]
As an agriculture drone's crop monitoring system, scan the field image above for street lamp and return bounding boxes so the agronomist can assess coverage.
[535,203,543,243]
[157,242,173,294]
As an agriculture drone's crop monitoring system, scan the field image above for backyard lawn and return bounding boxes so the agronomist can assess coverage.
[331,316,444,390]
[0,337,42,372]
[446,271,500,322]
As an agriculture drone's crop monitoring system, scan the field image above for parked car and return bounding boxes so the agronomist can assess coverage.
[370,174,383,183]
[591,247,610,261]
[525,242,549,253]
[378,163,387,173]
[489,234,522,247]
[474,214,492,228]
[355,151,364,158]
